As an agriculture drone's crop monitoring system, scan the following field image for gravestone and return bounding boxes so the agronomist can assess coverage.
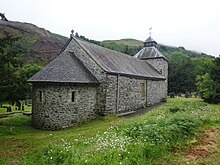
[16,101,21,110]
[7,106,12,112]
[185,91,192,98]
[195,91,201,98]
[169,92,175,98]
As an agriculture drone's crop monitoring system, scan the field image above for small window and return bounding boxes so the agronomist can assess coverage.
[141,82,145,97]
[39,91,43,102]
[72,91,75,102]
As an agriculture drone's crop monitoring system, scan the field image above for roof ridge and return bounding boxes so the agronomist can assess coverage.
[74,37,153,64]
[59,37,72,54]
[71,37,108,73]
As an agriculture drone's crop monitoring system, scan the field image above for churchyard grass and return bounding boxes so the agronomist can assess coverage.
[0,98,219,164]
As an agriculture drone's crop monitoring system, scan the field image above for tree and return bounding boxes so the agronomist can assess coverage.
[19,63,42,99]
[75,32,79,38]
[209,57,220,103]
[124,45,129,54]
[196,57,220,103]
[196,73,218,103]
[168,52,195,93]
[20,63,42,80]
[0,33,23,102]
[191,58,214,76]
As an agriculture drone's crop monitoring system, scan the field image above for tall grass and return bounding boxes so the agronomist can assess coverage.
[20,98,220,165]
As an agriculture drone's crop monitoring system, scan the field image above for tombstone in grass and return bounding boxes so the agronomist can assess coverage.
[16,101,21,110]
[27,99,32,106]
[185,91,192,98]
[7,106,12,112]
[177,92,181,97]
[195,91,201,98]
[169,92,175,98]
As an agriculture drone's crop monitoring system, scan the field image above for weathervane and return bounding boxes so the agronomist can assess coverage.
[149,27,152,37]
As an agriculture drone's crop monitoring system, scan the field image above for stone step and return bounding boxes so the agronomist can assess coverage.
[117,111,136,117]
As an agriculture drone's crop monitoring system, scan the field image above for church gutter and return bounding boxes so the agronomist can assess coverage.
[107,72,165,81]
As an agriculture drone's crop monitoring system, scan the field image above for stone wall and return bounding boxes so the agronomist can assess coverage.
[147,80,166,104]
[118,76,147,112]
[105,75,117,114]
[104,74,147,114]
[65,38,107,114]
[145,58,168,95]
[32,83,97,130]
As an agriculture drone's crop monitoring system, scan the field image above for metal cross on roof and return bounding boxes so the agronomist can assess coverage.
[70,30,74,38]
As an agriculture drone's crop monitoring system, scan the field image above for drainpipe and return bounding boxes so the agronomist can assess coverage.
[146,79,148,105]
[116,74,119,113]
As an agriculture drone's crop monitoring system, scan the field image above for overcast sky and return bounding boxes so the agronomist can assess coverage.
[1,0,220,56]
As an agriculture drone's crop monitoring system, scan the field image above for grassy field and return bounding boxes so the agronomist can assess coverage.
[0,98,219,165]
[102,39,143,47]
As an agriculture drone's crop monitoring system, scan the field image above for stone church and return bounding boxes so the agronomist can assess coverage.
[28,33,168,130]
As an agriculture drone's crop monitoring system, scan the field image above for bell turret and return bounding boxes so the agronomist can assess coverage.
[134,35,169,96]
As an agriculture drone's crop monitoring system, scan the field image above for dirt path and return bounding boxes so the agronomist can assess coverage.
[121,102,165,118]
[184,127,220,164]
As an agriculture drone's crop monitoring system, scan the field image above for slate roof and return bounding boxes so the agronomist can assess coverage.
[144,36,157,44]
[29,37,166,83]
[134,46,168,61]
[28,51,99,83]
[74,38,165,80]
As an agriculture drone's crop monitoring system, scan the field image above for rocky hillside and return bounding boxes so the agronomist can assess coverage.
[0,19,68,65]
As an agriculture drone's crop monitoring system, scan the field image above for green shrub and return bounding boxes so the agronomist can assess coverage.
[169,107,184,113]
[122,114,201,148]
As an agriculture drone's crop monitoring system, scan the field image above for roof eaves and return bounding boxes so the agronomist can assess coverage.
[28,79,100,84]
[106,72,165,81]
[141,56,169,62]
